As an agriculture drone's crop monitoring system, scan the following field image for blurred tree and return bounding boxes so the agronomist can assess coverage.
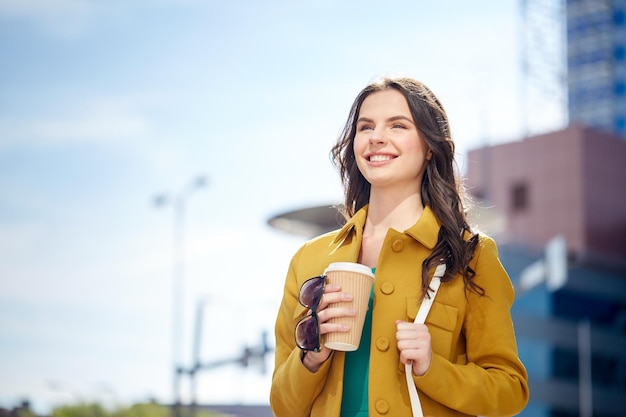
[51,403,222,417]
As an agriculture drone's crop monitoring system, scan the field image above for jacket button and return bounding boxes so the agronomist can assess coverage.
[375,337,390,351]
[391,239,404,252]
[375,400,389,414]
[381,282,394,294]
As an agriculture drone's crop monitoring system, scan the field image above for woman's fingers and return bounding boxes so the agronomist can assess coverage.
[311,285,357,335]
[317,305,356,334]
[316,284,353,315]
[317,284,352,308]
[396,321,430,343]
[396,321,432,376]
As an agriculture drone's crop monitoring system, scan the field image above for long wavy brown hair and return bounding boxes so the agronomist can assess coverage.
[330,77,483,297]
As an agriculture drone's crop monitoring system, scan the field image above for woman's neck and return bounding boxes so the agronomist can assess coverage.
[364,189,425,237]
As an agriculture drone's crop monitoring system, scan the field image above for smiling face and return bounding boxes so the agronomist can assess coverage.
[353,88,431,193]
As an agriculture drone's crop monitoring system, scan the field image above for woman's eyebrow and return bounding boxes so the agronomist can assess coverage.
[387,115,414,124]
[356,115,414,124]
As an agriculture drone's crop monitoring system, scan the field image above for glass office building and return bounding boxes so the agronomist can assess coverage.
[567,0,626,137]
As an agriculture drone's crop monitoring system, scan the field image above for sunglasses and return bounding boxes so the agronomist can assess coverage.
[294,275,326,352]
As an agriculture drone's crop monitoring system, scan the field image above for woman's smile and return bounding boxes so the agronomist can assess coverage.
[367,154,396,163]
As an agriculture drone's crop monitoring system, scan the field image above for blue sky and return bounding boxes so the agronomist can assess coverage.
[0,0,563,413]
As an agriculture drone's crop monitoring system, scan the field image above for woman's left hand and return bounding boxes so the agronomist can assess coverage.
[395,320,432,376]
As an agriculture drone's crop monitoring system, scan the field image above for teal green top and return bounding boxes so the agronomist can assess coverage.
[340,268,375,417]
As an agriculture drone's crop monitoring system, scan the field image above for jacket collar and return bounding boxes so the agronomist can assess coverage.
[332,204,441,249]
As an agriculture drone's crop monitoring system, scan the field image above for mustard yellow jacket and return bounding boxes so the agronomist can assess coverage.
[270,206,529,417]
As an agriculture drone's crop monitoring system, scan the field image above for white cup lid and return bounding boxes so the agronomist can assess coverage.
[324,262,375,278]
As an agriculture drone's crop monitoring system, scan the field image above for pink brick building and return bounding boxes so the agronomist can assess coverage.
[465,124,626,265]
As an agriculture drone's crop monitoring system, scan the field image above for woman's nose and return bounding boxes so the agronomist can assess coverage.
[369,129,386,144]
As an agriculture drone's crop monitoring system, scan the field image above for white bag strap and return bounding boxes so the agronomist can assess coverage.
[406,263,446,417]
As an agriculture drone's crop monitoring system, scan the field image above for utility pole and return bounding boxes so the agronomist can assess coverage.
[154,175,208,416]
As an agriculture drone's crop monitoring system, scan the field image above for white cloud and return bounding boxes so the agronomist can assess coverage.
[0,0,88,15]
[0,93,161,150]
[0,0,96,37]
[0,0,210,38]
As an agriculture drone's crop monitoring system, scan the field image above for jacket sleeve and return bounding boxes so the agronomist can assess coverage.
[269,245,334,417]
[414,236,530,416]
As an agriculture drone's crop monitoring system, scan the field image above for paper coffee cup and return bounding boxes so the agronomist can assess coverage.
[323,262,375,351]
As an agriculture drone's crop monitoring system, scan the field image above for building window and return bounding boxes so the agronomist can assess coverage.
[511,182,529,212]
[615,116,626,132]
[614,9,625,26]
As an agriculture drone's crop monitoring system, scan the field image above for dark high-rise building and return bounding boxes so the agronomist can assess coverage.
[566,0,626,137]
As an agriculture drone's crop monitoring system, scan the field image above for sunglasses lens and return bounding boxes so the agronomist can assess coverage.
[295,314,320,351]
[294,275,325,351]
[299,276,325,308]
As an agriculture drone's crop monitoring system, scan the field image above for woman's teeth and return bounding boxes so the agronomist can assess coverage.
[369,155,393,162]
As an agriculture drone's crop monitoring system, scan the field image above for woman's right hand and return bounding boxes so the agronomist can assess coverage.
[301,283,356,372]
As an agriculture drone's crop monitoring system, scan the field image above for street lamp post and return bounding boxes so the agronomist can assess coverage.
[154,175,207,413]
[190,297,210,409]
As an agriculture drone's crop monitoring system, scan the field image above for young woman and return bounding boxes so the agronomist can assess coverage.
[270,77,529,417]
